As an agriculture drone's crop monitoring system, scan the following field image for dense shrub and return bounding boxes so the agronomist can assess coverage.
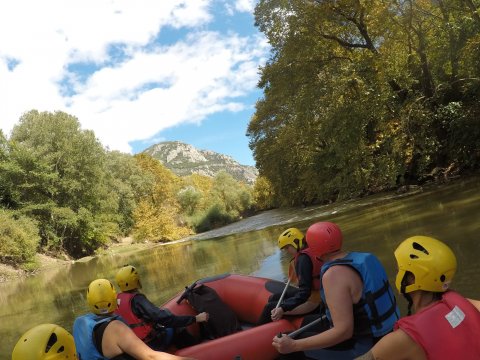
[0,211,40,266]
[194,203,236,233]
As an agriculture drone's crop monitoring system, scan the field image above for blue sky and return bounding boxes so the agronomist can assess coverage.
[0,1,269,166]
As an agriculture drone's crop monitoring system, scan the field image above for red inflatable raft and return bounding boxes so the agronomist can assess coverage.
[162,273,304,360]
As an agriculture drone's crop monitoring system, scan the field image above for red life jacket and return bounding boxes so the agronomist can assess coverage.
[115,292,153,340]
[395,291,480,360]
[289,247,322,291]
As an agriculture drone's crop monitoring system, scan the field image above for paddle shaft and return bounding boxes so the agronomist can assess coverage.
[275,279,292,309]
[287,315,327,339]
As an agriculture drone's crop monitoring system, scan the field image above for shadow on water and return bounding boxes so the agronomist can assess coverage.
[1,175,479,355]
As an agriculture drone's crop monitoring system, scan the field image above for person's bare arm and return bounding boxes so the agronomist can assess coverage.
[355,351,375,360]
[284,300,319,316]
[355,330,427,360]
[273,266,357,353]
[467,298,480,311]
[103,320,193,360]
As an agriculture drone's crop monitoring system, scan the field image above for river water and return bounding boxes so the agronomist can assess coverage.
[1,176,479,356]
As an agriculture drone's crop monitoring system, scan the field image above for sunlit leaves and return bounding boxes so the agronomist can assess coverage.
[250,0,480,206]
[132,154,189,242]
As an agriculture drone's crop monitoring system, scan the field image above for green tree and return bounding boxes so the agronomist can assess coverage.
[9,110,119,256]
[105,151,154,234]
[250,0,480,206]
[177,186,203,216]
[0,210,40,266]
[210,171,253,217]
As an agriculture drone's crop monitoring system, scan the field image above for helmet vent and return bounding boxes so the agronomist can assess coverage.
[412,242,429,255]
[58,345,65,353]
[440,275,446,282]
[45,333,57,353]
[409,254,419,259]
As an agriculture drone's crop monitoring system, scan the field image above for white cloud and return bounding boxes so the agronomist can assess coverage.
[0,0,268,153]
[234,0,257,13]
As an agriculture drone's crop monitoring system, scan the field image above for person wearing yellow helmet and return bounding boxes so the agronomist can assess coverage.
[72,278,192,360]
[12,323,76,360]
[115,265,209,351]
[273,222,399,360]
[355,236,480,360]
[258,227,323,325]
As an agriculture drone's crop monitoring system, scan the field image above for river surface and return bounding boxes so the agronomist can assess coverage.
[1,176,479,356]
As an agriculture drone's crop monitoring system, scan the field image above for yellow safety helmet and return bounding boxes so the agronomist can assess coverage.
[87,279,117,315]
[278,228,304,250]
[115,265,141,292]
[394,236,457,294]
[12,323,76,360]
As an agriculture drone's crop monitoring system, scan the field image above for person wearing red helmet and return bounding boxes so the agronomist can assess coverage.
[273,222,399,359]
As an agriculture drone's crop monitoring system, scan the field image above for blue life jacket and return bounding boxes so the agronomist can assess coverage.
[320,252,400,338]
[73,313,120,360]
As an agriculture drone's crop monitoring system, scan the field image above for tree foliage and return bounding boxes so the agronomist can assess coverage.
[1,111,257,265]
[132,154,191,242]
[179,172,254,231]
[249,0,480,205]
[0,210,40,266]
[253,175,277,210]
[4,111,120,255]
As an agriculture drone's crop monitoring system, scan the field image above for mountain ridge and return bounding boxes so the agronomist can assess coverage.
[142,141,258,184]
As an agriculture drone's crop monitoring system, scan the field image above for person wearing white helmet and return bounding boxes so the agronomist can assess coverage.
[355,236,480,360]
[73,278,192,360]
[258,228,323,324]
[273,222,399,359]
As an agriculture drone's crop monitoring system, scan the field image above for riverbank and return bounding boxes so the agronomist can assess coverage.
[1,173,475,283]
[0,237,151,283]
[0,253,72,283]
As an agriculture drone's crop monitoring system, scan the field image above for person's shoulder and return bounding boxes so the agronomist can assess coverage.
[130,291,149,302]
[371,329,426,360]
[467,297,480,311]
[74,312,96,323]
[106,318,131,334]
[322,263,357,284]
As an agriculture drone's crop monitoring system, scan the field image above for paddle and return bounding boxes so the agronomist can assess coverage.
[275,278,292,309]
[277,314,327,339]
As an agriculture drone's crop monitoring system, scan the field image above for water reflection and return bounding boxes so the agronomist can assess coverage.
[0,176,479,355]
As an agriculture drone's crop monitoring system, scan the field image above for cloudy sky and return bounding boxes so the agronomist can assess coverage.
[0,0,269,166]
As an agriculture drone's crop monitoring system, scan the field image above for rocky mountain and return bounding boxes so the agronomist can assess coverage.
[142,141,258,184]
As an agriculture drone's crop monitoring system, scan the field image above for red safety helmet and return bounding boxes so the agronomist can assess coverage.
[306,222,343,257]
